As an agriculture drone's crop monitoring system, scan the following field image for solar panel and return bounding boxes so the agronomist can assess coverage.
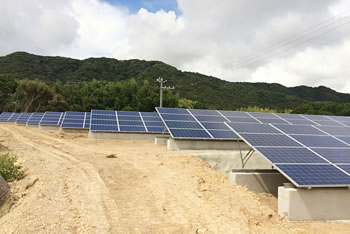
[0,112,14,122]
[61,112,90,129]
[226,122,280,134]
[225,116,260,123]
[312,148,350,164]
[189,109,220,116]
[314,126,350,136]
[256,147,327,164]
[257,118,290,124]
[312,120,345,127]
[290,135,349,148]
[207,130,238,139]
[169,129,211,138]
[275,113,305,120]
[301,114,330,121]
[226,122,350,187]
[218,110,250,117]
[7,113,22,122]
[40,112,63,126]
[277,164,350,186]
[286,119,316,125]
[248,112,277,119]
[27,113,44,125]
[16,113,33,124]
[157,108,189,114]
[90,110,165,133]
[194,115,227,122]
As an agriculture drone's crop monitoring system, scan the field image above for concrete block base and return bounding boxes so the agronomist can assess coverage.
[155,136,169,146]
[167,139,251,151]
[88,131,165,140]
[278,186,350,220]
[229,169,288,194]
[26,124,39,128]
[39,125,60,131]
[60,128,89,133]
[0,175,9,206]
[16,123,26,126]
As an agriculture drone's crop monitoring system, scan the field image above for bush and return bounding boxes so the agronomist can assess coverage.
[0,152,25,182]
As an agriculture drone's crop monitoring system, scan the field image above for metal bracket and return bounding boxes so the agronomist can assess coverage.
[237,138,255,168]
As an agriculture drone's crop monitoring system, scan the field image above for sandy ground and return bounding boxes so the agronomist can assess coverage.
[0,125,349,233]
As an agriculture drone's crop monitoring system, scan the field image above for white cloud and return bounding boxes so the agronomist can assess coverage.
[1,0,350,93]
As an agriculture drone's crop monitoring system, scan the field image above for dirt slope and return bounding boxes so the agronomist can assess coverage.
[0,125,349,233]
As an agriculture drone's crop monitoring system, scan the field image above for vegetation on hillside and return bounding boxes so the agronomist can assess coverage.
[1,52,350,115]
[0,152,24,182]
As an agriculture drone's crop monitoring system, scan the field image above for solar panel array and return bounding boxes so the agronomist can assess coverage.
[90,110,165,133]
[225,122,350,187]
[27,113,44,125]
[7,113,22,122]
[39,112,64,126]
[156,108,350,140]
[61,112,90,129]
[0,112,15,122]
[16,113,33,124]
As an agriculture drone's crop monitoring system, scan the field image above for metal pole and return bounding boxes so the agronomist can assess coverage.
[160,78,163,107]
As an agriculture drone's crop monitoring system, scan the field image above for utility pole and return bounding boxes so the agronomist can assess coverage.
[156,77,174,107]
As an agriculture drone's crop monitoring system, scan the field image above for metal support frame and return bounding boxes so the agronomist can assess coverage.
[237,138,255,168]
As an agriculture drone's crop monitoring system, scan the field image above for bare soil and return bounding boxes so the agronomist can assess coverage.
[0,125,349,233]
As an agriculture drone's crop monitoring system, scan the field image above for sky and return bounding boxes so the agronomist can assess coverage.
[1,0,350,93]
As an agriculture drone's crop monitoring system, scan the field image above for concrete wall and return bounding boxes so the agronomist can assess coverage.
[88,131,166,141]
[26,124,39,128]
[0,175,9,206]
[187,150,272,177]
[155,136,169,146]
[278,186,350,221]
[60,128,89,133]
[229,169,288,194]
[39,125,60,131]
[167,139,251,151]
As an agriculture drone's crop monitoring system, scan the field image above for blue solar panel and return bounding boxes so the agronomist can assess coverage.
[338,165,350,174]
[91,114,116,120]
[119,126,146,132]
[91,119,117,125]
[257,118,290,124]
[274,124,326,135]
[207,130,238,139]
[7,113,21,122]
[314,126,350,136]
[189,109,220,116]
[312,148,350,164]
[61,119,84,124]
[219,110,250,117]
[291,135,349,148]
[336,137,350,145]
[140,112,159,117]
[61,123,84,128]
[301,114,330,121]
[142,116,162,122]
[240,134,301,147]
[340,122,350,127]
[92,110,115,115]
[146,127,166,133]
[27,113,44,124]
[156,107,189,114]
[328,116,350,121]
[60,112,90,129]
[226,122,280,134]
[0,112,14,121]
[144,121,163,127]
[16,113,33,123]
[166,121,202,129]
[275,113,305,120]
[117,111,140,116]
[256,147,327,164]
[286,119,316,125]
[119,120,143,126]
[194,115,227,122]
[200,122,230,130]
[225,116,259,123]
[276,164,350,186]
[90,124,118,131]
[313,120,344,127]
[118,116,142,121]
[40,112,63,126]
[169,129,211,138]
[161,114,195,121]
[248,112,277,119]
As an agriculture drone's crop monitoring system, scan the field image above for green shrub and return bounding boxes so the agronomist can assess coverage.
[0,152,25,182]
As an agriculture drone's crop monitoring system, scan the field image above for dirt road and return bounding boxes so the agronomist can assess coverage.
[0,125,349,233]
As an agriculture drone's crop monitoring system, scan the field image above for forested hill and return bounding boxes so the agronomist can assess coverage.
[1,51,350,110]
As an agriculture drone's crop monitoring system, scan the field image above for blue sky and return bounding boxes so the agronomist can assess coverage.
[102,0,178,13]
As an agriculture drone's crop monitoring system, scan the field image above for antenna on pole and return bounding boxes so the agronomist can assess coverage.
[156,77,175,107]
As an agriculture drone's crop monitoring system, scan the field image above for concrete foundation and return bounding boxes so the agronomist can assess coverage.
[15,123,26,126]
[167,139,251,151]
[60,128,89,133]
[26,124,39,128]
[88,131,166,141]
[155,136,170,146]
[229,169,288,194]
[278,186,350,221]
[39,125,60,131]
[185,149,273,177]
[0,175,9,206]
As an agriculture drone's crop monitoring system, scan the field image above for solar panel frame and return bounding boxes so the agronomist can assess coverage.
[39,112,64,126]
